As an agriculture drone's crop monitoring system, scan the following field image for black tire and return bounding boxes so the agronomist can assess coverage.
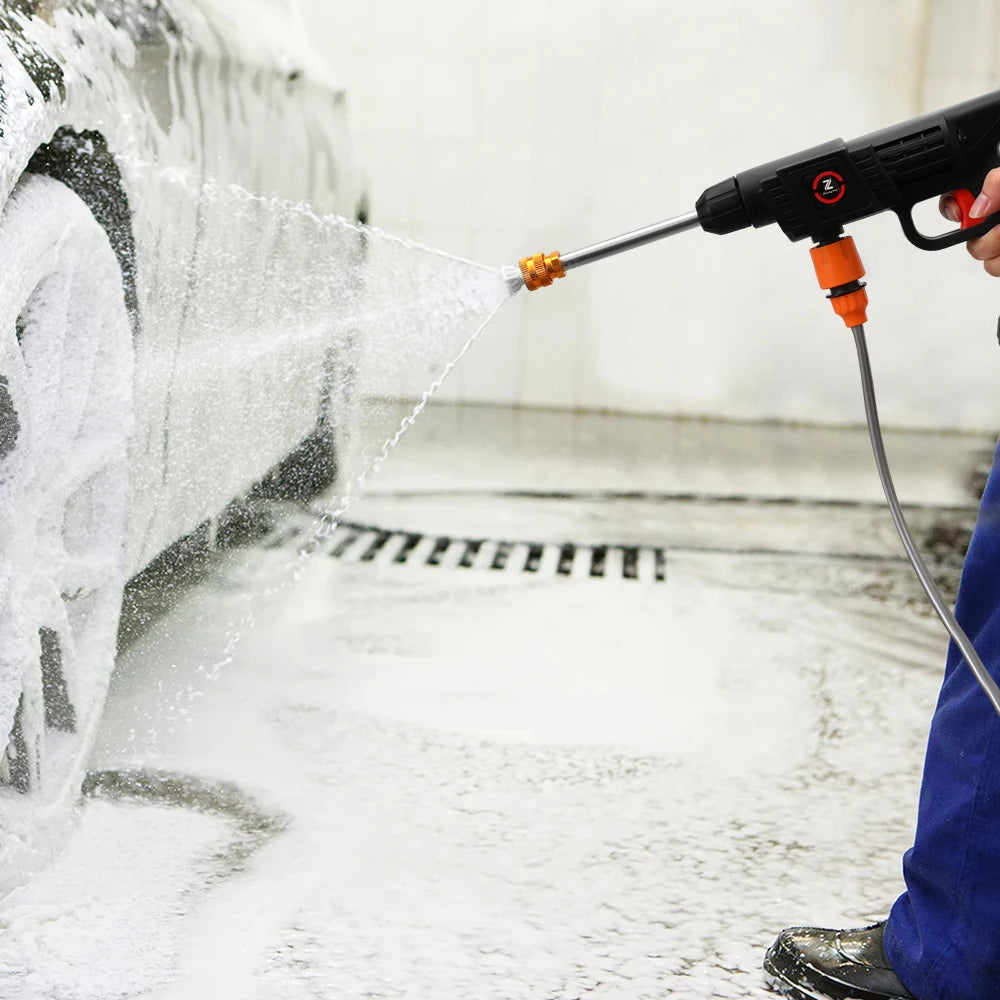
[253,424,338,503]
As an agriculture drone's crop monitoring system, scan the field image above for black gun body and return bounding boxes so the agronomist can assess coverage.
[697,90,1000,250]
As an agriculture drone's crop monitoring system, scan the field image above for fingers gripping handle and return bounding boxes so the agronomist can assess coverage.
[898,193,1000,249]
[950,186,1000,235]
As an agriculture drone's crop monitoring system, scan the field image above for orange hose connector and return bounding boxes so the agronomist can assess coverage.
[809,235,869,328]
[519,251,565,291]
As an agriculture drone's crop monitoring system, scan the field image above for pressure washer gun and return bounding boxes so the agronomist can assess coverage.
[511,90,1000,327]
[511,88,1000,718]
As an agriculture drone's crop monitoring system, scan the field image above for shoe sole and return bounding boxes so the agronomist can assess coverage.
[762,964,828,1000]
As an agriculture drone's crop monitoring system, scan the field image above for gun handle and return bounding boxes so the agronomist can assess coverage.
[897,198,1000,250]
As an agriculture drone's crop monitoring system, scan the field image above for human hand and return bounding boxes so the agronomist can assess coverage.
[940,168,1000,275]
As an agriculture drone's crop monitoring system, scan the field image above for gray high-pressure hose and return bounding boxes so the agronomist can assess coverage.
[851,323,1000,720]
[508,217,1000,718]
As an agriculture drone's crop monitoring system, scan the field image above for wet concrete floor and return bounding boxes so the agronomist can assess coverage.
[1,404,994,999]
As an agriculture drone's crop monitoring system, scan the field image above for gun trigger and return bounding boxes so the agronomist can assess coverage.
[954,188,977,230]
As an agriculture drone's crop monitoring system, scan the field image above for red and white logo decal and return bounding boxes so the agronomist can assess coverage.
[813,170,846,205]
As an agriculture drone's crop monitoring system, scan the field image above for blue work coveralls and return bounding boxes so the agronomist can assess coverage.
[883,439,1000,999]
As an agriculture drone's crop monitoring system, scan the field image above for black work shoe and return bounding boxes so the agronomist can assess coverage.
[762,922,916,1000]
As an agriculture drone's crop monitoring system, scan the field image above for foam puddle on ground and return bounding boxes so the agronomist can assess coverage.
[0,770,285,1000]
[79,536,942,1000]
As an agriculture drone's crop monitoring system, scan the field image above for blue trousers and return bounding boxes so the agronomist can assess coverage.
[884,439,1000,999]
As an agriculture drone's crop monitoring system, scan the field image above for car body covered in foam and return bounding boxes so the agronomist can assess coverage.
[1,0,361,572]
[0,0,362,854]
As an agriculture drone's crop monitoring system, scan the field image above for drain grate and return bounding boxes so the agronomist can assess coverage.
[264,519,667,584]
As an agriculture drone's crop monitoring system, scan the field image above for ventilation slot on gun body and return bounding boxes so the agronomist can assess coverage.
[874,127,951,183]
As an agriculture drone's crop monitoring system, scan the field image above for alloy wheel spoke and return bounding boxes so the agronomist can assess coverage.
[0,598,43,793]
[0,335,31,487]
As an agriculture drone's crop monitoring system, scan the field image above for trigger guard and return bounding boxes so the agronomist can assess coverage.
[896,203,1000,251]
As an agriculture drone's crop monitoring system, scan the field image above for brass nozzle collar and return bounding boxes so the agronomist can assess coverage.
[519,251,565,291]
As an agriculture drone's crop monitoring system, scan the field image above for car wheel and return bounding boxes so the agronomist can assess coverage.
[0,174,133,825]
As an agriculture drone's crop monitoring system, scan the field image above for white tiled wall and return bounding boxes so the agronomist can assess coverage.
[301,0,1000,431]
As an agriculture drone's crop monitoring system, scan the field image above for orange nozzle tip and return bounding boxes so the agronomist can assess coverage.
[519,250,565,291]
